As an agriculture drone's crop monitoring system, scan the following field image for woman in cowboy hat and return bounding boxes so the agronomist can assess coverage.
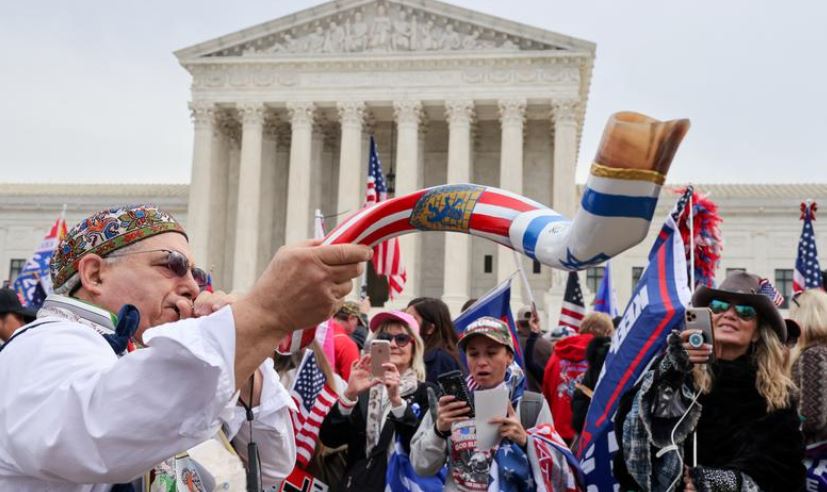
[613,271,805,491]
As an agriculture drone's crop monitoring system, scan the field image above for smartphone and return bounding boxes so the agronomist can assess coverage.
[685,307,716,363]
[436,370,475,418]
[370,340,391,378]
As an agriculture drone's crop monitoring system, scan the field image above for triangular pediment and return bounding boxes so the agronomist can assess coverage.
[175,0,594,61]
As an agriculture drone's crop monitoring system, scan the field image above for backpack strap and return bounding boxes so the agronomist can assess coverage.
[0,320,55,355]
[519,391,544,429]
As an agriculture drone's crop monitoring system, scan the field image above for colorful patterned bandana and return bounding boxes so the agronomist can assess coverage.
[50,205,186,294]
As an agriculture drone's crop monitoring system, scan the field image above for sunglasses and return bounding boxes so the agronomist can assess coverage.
[108,249,210,290]
[709,299,758,320]
[376,332,412,347]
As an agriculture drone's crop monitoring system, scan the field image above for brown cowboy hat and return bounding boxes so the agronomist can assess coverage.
[692,271,787,342]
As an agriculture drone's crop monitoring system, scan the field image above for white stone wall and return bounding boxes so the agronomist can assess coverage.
[0,185,188,285]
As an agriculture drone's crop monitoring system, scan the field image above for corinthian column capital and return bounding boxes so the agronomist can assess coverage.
[189,101,216,128]
[238,103,266,126]
[445,99,475,126]
[336,100,366,128]
[287,101,317,128]
[498,98,527,127]
[552,98,579,126]
[393,100,424,127]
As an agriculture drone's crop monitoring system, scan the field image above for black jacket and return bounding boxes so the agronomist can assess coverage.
[613,355,805,491]
[319,381,434,473]
[424,348,462,386]
[571,336,611,434]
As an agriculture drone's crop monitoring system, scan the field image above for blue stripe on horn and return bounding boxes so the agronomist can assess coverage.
[581,188,658,220]
[522,215,568,259]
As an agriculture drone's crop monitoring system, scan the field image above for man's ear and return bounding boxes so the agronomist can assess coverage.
[76,254,106,296]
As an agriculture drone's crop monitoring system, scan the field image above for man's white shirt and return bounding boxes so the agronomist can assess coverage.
[0,306,296,491]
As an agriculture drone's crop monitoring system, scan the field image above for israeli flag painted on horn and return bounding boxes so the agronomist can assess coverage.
[509,165,663,271]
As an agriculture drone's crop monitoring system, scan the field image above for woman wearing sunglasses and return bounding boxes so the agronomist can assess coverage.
[319,311,434,491]
[614,271,804,491]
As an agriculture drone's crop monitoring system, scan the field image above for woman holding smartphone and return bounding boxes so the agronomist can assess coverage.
[319,310,433,491]
[410,317,580,490]
[613,272,804,491]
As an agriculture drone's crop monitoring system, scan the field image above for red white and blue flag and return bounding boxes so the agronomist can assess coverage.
[593,260,620,318]
[559,271,586,331]
[576,188,693,489]
[13,212,67,308]
[366,136,407,299]
[290,350,337,466]
[794,201,823,293]
[454,277,523,370]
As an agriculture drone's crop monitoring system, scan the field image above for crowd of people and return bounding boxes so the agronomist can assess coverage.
[0,203,825,491]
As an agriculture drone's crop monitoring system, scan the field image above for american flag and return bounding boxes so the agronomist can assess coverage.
[558,271,585,331]
[758,277,785,307]
[365,136,407,299]
[289,350,337,466]
[794,201,823,293]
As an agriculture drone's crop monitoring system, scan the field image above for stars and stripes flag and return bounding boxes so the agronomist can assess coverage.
[366,136,407,299]
[12,211,67,308]
[794,201,823,293]
[758,277,785,307]
[558,272,585,331]
[290,349,337,466]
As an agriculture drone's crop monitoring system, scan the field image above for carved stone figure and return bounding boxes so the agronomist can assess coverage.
[346,11,368,52]
[306,25,325,52]
[369,4,392,50]
[462,29,480,50]
[392,12,412,51]
[323,21,346,53]
[415,20,435,51]
[441,24,462,50]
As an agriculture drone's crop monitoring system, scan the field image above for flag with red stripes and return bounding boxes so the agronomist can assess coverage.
[794,201,823,293]
[365,136,407,299]
[289,350,337,466]
[559,271,586,331]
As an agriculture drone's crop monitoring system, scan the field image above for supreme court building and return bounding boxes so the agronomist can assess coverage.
[175,0,596,314]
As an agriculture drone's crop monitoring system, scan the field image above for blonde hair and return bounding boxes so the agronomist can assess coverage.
[579,312,614,337]
[791,289,827,358]
[366,321,427,381]
[692,319,795,412]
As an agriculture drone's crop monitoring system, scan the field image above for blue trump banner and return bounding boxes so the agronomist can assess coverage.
[577,189,693,490]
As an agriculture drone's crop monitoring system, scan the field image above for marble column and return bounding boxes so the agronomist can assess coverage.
[393,100,424,305]
[336,101,366,225]
[285,102,316,244]
[442,99,475,315]
[552,98,579,218]
[545,98,581,326]
[497,98,527,305]
[187,102,218,272]
[232,103,266,291]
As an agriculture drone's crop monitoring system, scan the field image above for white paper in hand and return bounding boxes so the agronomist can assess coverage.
[474,385,509,452]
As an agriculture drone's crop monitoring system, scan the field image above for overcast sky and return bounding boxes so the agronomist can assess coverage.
[1,0,825,185]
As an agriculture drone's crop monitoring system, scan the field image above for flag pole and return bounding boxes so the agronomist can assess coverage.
[512,250,538,319]
[687,187,699,468]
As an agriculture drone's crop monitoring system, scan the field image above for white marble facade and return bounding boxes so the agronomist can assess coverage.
[175,0,596,315]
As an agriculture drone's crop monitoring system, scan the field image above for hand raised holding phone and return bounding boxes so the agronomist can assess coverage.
[682,307,716,364]
[344,354,379,401]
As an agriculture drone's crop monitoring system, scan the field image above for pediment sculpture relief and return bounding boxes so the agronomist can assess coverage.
[209,2,561,57]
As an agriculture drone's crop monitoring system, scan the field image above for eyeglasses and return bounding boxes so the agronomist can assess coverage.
[108,249,209,290]
[791,291,803,308]
[376,332,412,347]
[709,299,758,320]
